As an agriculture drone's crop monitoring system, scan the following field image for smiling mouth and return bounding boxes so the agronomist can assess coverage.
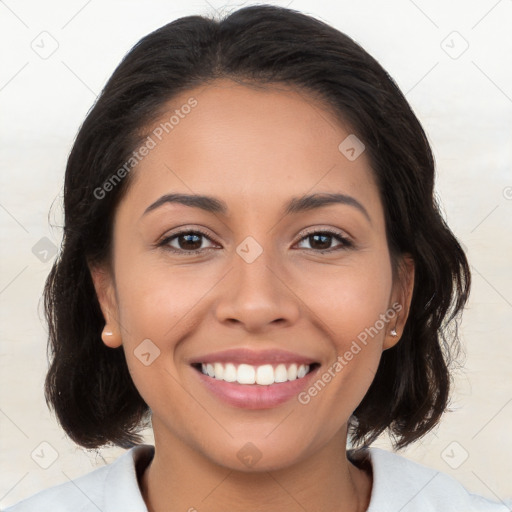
[192,362,320,386]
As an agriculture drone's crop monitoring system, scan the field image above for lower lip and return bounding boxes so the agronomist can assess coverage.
[193,366,320,409]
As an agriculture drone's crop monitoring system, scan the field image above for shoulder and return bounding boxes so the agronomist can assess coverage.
[3,444,154,512]
[351,446,512,512]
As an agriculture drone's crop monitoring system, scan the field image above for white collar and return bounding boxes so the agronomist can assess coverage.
[9,444,509,511]
[104,444,509,511]
[348,446,508,511]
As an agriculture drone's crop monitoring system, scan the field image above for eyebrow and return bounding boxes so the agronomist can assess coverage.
[142,192,371,223]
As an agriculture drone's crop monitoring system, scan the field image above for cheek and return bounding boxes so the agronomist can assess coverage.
[114,255,204,341]
[113,265,194,411]
[297,254,393,343]
[295,252,393,400]
[296,266,392,428]
[112,257,218,398]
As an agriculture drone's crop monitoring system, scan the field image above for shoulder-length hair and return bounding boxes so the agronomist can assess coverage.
[43,4,470,450]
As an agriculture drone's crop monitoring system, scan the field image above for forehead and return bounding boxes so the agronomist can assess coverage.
[119,78,384,224]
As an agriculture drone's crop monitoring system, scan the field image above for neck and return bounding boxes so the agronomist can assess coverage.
[140,426,372,512]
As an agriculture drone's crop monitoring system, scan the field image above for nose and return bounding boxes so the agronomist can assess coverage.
[214,242,301,333]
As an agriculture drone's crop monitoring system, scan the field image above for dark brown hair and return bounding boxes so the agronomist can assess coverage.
[43,4,470,450]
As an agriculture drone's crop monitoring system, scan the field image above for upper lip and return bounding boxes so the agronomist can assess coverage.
[188,348,319,366]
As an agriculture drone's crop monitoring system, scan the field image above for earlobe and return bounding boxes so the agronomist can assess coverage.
[101,325,122,348]
[383,311,401,350]
[384,254,415,350]
[88,261,122,348]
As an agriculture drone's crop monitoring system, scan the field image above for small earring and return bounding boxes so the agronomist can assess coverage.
[101,326,118,346]
[390,328,398,337]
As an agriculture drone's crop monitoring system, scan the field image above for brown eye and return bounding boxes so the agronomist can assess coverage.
[159,229,218,255]
[174,232,203,251]
[296,230,353,252]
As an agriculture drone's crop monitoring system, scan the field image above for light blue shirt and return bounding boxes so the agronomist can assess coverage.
[4,444,511,511]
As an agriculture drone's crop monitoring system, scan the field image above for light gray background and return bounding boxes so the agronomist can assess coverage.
[1,0,511,508]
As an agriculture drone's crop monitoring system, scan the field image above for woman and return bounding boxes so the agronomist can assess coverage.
[5,4,510,511]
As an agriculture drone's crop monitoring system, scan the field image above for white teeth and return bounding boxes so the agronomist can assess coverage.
[274,364,288,383]
[255,364,274,385]
[199,362,312,385]
[223,363,237,382]
[287,364,298,381]
[237,364,255,384]
[213,362,224,380]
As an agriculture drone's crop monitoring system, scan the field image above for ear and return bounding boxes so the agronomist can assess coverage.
[88,260,122,348]
[383,253,415,350]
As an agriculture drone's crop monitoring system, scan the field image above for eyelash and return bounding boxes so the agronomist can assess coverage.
[156,227,354,255]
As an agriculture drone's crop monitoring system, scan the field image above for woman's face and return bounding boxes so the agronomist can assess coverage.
[91,78,413,471]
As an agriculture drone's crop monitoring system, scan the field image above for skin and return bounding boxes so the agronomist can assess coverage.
[90,78,415,512]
